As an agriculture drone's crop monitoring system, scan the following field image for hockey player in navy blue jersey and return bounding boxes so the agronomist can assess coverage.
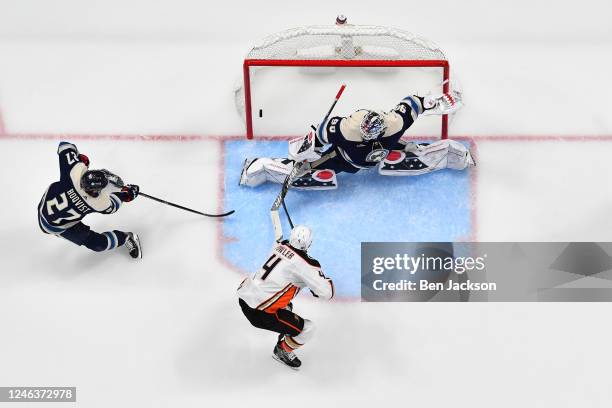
[38,142,142,259]
[239,90,475,190]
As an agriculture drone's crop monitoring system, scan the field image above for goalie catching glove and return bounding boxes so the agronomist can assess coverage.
[421,90,463,116]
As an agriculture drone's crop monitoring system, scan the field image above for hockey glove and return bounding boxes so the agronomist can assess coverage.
[421,90,463,116]
[288,127,322,162]
[120,184,139,202]
[78,154,90,166]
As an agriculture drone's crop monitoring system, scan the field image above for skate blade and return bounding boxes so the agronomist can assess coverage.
[271,354,300,371]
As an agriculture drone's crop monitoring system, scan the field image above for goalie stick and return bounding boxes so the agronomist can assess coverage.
[270,84,346,240]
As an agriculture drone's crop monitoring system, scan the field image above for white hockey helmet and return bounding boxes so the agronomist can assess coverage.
[289,225,313,251]
[360,110,386,141]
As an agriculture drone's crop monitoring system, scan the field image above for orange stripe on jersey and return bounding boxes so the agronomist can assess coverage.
[256,284,292,311]
[276,314,302,334]
[263,286,299,313]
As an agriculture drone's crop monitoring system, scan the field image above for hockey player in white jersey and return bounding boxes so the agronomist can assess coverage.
[237,225,334,369]
[239,90,475,190]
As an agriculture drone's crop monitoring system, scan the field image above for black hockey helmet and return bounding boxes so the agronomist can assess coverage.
[80,170,108,195]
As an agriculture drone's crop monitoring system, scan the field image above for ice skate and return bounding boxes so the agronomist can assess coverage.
[272,343,301,370]
[125,233,142,259]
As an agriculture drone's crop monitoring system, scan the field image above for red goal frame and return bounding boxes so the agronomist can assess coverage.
[243,59,450,140]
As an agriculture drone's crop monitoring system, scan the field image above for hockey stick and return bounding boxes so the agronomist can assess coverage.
[322,84,346,125]
[270,84,346,239]
[138,192,235,218]
[105,173,235,218]
[282,199,294,229]
[270,161,302,240]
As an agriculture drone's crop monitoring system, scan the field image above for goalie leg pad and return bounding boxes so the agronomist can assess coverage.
[378,140,475,176]
[239,158,294,187]
[445,140,475,170]
[378,150,431,176]
[290,169,338,190]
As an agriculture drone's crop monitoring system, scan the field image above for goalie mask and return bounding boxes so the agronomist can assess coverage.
[80,170,108,196]
[289,225,313,252]
[360,110,386,141]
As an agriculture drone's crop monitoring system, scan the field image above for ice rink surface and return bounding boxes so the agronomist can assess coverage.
[1,0,612,407]
[223,140,473,296]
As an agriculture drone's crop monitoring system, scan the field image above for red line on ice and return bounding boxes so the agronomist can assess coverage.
[215,139,252,278]
[2,132,612,142]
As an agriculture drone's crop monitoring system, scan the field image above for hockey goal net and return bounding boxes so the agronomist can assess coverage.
[235,17,451,139]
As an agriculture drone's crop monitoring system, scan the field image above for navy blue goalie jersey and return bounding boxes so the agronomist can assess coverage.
[38,142,123,234]
[315,95,425,169]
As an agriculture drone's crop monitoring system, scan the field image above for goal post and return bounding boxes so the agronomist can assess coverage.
[236,18,452,140]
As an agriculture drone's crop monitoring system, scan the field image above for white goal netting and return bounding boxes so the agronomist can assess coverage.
[243,24,446,61]
[235,19,451,138]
